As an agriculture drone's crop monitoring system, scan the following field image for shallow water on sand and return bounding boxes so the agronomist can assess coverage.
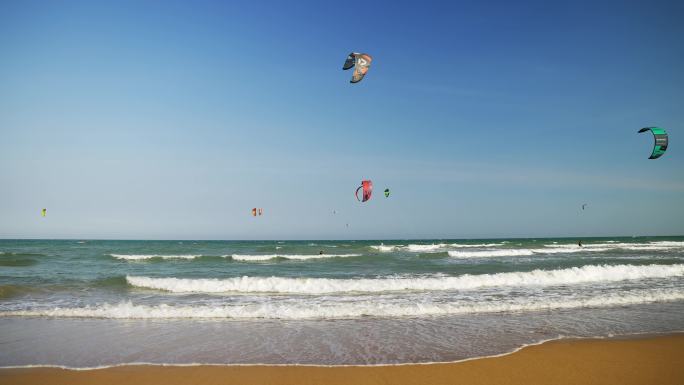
[1,237,683,367]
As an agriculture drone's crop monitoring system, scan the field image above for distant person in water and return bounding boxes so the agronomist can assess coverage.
[319,250,324,255]
[578,240,583,247]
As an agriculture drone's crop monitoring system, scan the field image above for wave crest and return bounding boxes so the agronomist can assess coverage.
[447,248,610,258]
[4,289,682,320]
[230,254,361,261]
[126,264,684,294]
[110,254,203,260]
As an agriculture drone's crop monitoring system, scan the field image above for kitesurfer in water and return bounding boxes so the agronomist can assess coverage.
[319,250,324,255]
[578,240,583,247]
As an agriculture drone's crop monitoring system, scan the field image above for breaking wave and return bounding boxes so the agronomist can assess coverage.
[371,243,511,253]
[447,248,610,258]
[449,243,506,248]
[110,254,203,260]
[4,289,682,320]
[230,254,361,261]
[126,264,684,294]
[406,244,447,252]
[543,241,684,251]
[111,254,361,262]
[370,245,401,252]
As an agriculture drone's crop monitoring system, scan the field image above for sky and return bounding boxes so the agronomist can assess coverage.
[0,0,683,240]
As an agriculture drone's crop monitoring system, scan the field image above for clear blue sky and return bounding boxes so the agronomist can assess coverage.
[1,0,682,239]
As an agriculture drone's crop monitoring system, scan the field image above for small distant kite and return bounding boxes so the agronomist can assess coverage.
[384,188,390,198]
[252,208,263,216]
[581,203,587,210]
[41,208,47,217]
[343,53,372,83]
[355,180,373,202]
[638,127,668,159]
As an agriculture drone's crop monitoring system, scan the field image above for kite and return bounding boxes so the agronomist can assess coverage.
[41,208,46,217]
[581,204,587,210]
[343,53,373,83]
[638,127,668,159]
[355,180,373,202]
[384,188,390,198]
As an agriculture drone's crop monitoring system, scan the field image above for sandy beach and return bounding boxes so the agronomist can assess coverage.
[2,334,682,385]
[3,0,682,382]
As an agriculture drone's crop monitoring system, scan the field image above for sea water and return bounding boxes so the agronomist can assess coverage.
[1,237,683,367]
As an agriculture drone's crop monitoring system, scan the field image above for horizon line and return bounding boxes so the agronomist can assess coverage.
[1,235,682,242]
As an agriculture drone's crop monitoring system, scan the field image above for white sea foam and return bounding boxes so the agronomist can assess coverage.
[406,244,447,252]
[448,249,534,258]
[621,246,682,251]
[543,244,589,249]
[370,245,401,252]
[126,264,684,294]
[449,243,505,248]
[447,248,610,258]
[537,247,610,254]
[544,243,631,249]
[373,243,506,252]
[4,289,682,320]
[230,254,361,261]
[649,241,684,246]
[544,241,684,251]
[110,254,203,260]
[110,253,360,261]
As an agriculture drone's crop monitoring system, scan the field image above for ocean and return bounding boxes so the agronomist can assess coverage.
[1,237,684,368]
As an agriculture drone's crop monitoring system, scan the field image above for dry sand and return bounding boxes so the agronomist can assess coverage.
[1,334,683,385]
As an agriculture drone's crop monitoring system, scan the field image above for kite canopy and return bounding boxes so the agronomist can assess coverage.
[384,188,390,198]
[342,52,372,83]
[638,127,668,159]
[252,208,263,217]
[342,54,356,71]
[41,208,46,217]
[581,204,587,210]
[355,180,373,202]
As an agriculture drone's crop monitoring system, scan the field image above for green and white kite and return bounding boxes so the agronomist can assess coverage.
[638,127,668,159]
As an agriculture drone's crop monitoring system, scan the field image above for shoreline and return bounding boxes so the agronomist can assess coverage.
[2,333,683,385]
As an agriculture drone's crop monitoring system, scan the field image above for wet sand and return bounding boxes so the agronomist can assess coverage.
[1,334,682,385]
